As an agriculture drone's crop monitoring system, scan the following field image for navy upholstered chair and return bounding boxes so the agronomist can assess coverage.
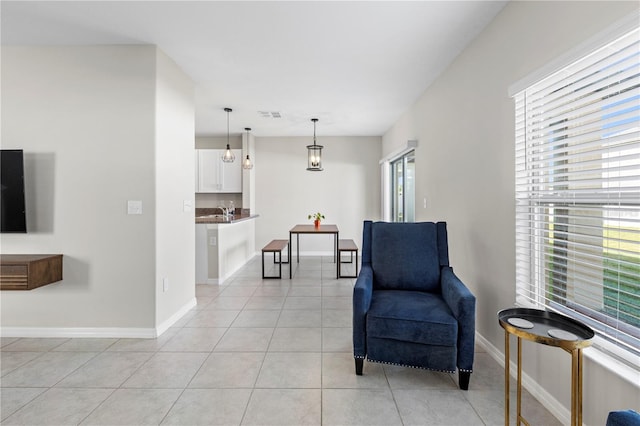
[352,221,476,390]
[607,410,640,426]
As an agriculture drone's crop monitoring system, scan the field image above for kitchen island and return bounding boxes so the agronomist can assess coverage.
[196,209,259,284]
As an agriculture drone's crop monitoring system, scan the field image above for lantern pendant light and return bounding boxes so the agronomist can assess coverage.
[243,127,254,170]
[222,107,235,163]
[306,118,323,171]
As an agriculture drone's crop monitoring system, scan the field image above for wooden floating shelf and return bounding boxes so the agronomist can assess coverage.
[0,254,63,290]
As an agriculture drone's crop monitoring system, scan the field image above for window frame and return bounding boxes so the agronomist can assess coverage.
[511,13,640,382]
[390,150,415,223]
[380,141,417,222]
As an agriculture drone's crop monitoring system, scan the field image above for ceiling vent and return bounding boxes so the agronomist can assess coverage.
[259,111,282,119]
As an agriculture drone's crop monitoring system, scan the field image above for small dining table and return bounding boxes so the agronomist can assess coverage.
[288,224,339,279]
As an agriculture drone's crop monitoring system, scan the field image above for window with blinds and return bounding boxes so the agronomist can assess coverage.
[514,26,639,364]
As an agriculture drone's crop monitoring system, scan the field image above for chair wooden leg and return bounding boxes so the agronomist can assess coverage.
[459,371,471,390]
[355,358,363,375]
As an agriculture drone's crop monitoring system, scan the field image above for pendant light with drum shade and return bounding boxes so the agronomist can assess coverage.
[222,107,235,163]
[242,127,254,170]
[306,118,323,171]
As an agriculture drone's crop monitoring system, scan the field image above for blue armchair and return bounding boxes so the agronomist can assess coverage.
[352,221,476,390]
[607,410,640,426]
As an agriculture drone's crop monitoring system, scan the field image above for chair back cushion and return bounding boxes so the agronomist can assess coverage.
[371,222,442,292]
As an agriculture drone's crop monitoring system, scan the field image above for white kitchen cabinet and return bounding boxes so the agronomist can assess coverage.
[196,149,242,193]
[197,149,221,192]
[221,152,242,192]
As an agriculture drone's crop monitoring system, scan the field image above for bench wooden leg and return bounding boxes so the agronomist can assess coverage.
[339,251,354,263]
[262,240,289,279]
[338,250,358,278]
[277,251,281,278]
[262,250,285,279]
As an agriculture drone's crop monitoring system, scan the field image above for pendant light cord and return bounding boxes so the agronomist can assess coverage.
[312,118,318,147]
[222,107,235,163]
[227,109,230,146]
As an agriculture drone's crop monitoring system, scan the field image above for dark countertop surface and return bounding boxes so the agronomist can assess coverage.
[195,208,258,224]
[195,213,259,224]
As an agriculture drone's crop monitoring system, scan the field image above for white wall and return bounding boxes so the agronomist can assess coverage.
[382,1,639,424]
[195,136,242,149]
[154,50,196,329]
[255,136,381,255]
[1,45,195,336]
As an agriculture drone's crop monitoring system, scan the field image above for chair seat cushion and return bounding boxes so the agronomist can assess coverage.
[367,290,457,347]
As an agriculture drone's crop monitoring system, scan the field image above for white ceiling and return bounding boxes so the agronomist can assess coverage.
[1,1,507,137]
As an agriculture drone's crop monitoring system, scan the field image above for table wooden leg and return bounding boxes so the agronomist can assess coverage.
[517,336,522,425]
[570,348,582,426]
[289,232,292,278]
[335,232,339,279]
[505,330,510,426]
[578,349,583,426]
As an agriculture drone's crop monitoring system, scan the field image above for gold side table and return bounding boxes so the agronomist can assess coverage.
[498,308,594,426]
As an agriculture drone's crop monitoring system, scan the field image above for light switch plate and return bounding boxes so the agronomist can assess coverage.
[127,200,142,215]
[183,200,192,212]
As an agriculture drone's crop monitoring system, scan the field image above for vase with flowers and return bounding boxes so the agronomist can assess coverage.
[308,212,325,229]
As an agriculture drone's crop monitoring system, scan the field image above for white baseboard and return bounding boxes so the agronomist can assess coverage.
[0,326,157,339]
[298,251,335,257]
[197,276,227,285]
[253,250,356,260]
[475,331,570,425]
[155,297,197,336]
[1,297,198,339]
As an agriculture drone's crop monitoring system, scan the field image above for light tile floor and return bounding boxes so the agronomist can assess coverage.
[0,256,561,425]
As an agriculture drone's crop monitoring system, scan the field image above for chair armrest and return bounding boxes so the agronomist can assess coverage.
[606,410,640,426]
[353,265,374,358]
[441,266,476,371]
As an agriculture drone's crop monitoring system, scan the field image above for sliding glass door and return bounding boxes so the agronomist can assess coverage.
[390,151,415,223]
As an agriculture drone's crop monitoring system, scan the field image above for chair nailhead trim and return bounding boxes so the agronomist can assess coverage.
[366,358,455,374]
[352,356,473,374]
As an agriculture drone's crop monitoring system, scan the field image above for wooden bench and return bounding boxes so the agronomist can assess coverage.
[261,239,289,279]
[338,239,359,278]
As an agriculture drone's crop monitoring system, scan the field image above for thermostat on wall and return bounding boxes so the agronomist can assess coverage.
[127,200,142,215]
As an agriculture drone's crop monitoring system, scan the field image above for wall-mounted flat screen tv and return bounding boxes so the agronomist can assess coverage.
[1,149,27,233]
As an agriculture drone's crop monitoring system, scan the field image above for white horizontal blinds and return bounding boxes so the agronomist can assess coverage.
[515,27,640,358]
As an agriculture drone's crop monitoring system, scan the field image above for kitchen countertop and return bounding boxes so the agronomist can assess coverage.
[195,208,258,224]
[195,213,259,224]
